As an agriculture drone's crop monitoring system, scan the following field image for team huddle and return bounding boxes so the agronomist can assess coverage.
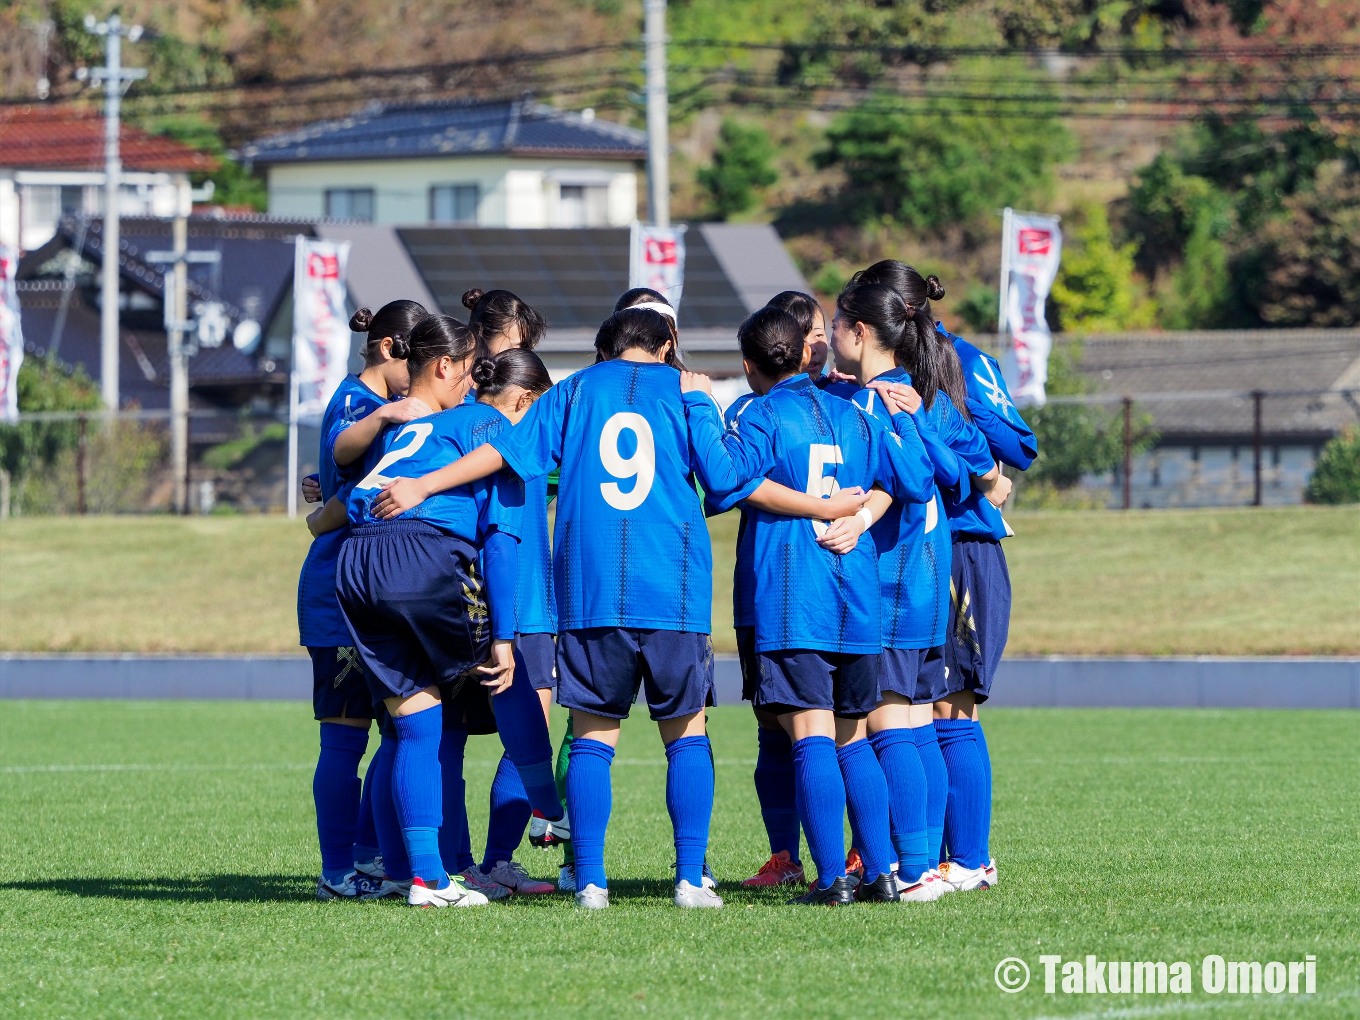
[298,262,1035,909]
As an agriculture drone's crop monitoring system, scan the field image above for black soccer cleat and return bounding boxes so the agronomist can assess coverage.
[790,875,857,906]
[856,872,901,903]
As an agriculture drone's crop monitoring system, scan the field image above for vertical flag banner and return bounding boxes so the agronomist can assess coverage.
[291,236,352,419]
[0,246,24,423]
[1000,211,1062,407]
[630,222,687,309]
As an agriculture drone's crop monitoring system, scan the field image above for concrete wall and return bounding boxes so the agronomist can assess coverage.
[1083,442,1325,508]
[267,157,637,228]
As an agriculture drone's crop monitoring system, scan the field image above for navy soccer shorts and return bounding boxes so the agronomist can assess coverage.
[517,632,558,692]
[556,628,715,721]
[735,625,758,702]
[336,520,490,703]
[944,536,1012,703]
[308,645,376,721]
[879,645,949,704]
[754,649,882,719]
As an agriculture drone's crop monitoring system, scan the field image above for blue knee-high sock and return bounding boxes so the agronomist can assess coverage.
[975,720,993,862]
[566,738,614,890]
[314,723,368,883]
[754,726,800,862]
[665,735,714,887]
[836,739,895,881]
[353,747,380,867]
[392,706,447,887]
[492,650,564,821]
[934,718,987,870]
[482,753,532,870]
[368,734,412,882]
[792,736,846,890]
[912,725,948,870]
[438,726,474,875]
[869,729,929,883]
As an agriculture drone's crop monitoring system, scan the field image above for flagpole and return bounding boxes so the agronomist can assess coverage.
[996,206,1013,354]
[286,371,299,519]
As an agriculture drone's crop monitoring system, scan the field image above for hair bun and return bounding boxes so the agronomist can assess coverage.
[349,307,374,332]
[925,275,946,302]
[462,288,485,311]
[470,356,498,387]
[389,336,411,359]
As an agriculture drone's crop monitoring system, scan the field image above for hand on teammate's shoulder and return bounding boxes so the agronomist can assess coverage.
[679,370,713,396]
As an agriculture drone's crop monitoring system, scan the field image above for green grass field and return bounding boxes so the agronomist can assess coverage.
[1,703,1357,1019]
[2,505,1357,655]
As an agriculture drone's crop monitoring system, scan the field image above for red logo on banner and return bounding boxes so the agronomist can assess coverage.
[644,238,678,265]
[1017,229,1052,256]
[307,253,341,279]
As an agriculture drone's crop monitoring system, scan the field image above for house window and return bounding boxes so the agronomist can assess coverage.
[557,184,609,227]
[430,184,479,224]
[325,188,374,221]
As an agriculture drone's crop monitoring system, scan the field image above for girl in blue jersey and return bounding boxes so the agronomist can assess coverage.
[335,317,563,908]
[297,299,428,901]
[853,261,1026,892]
[698,306,936,904]
[370,307,870,909]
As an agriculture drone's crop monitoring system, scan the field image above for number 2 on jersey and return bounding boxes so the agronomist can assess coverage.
[599,412,655,511]
[357,422,434,491]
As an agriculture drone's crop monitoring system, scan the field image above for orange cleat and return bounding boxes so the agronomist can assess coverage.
[741,850,806,887]
[845,848,865,882]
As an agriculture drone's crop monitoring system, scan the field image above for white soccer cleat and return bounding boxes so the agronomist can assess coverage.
[529,812,571,848]
[484,859,555,895]
[574,883,610,909]
[938,861,992,892]
[984,858,998,886]
[316,873,363,900]
[558,863,576,892]
[353,856,385,880]
[458,867,512,901]
[674,880,723,909]
[359,876,411,901]
[894,869,948,902]
[407,875,489,908]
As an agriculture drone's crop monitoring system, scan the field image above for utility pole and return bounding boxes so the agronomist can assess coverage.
[80,13,145,412]
[1122,396,1133,511]
[643,0,670,227]
[1251,389,1264,507]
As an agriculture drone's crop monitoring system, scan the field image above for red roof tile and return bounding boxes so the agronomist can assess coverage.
[0,105,217,173]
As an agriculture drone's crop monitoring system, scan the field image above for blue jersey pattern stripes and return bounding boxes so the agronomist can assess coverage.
[346,402,525,543]
[297,375,387,647]
[515,470,556,635]
[705,374,935,655]
[490,359,735,634]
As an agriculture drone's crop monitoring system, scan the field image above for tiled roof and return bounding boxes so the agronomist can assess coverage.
[0,106,217,173]
[240,98,647,165]
[1072,330,1360,441]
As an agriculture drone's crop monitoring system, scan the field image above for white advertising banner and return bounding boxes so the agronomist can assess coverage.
[291,236,352,420]
[629,222,686,309]
[1000,211,1062,408]
[0,246,24,423]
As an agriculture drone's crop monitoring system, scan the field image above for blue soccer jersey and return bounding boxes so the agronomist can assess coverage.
[850,370,980,649]
[705,374,934,655]
[941,325,1038,471]
[346,403,525,544]
[708,392,764,629]
[297,375,388,647]
[490,359,736,634]
[516,470,556,635]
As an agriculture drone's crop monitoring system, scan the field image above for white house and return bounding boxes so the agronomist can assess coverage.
[240,98,646,228]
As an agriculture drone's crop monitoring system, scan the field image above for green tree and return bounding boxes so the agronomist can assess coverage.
[0,357,101,486]
[148,116,268,212]
[1050,204,1155,333]
[1304,427,1360,504]
[814,95,1072,235]
[697,120,778,221]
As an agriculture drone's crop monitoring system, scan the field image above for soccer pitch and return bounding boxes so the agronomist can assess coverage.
[2,702,1356,1019]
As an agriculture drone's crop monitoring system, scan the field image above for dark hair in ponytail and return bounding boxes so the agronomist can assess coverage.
[738,307,805,379]
[605,288,680,367]
[471,348,552,401]
[614,287,670,312]
[850,260,968,417]
[765,291,823,340]
[836,282,944,411]
[349,299,428,367]
[400,314,476,378]
[462,288,546,354]
[594,307,681,366]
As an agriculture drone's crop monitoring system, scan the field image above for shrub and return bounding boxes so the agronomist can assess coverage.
[1304,427,1360,504]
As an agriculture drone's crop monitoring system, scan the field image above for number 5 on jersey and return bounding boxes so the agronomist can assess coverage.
[807,443,843,538]
[599,412,655,511]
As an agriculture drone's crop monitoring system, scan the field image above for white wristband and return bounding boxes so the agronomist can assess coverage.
[856,506,873,529]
